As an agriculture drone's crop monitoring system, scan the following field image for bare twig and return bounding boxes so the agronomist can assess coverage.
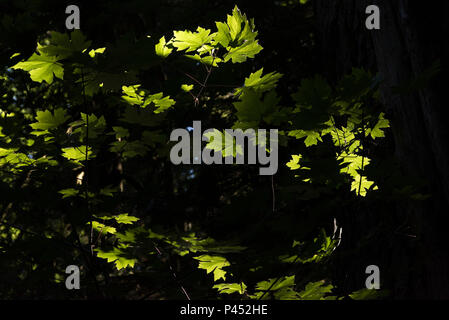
[151,242,191,300]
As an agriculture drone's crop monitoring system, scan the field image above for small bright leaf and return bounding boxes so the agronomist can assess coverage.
[194,255,231,282]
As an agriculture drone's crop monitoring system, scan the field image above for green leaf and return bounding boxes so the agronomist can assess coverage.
[233,89,279,124]
[193,255,231,282]
[255,275,295,292]
[181,84,194,92]
[11,31,92,83]
[88,47,106,58]
[203,129,245,157]
[95,248,137,270]
[224,40,262,63]
[238,68,283,94]
[91,221,116,234]
[147,93,176,113]
[155,36,173,58]
[58,188,79,199]
[61,146,93,161]
[113,213,140,225]
[274,287,302,300]
[286,154,306,170]
[298,280,334,300]
[9,52,20,59]
[12,53,63,84]
[122,85,175,113]
[37,30,92,59]
[292,75,331,109]
[349,288,388,300]
[185,54,222,67]
[99,186,118,197]
[288,130,322,147]
[213,22,232,47]
[30,108,69,130]
[70,113,106,139]
[213,282,247,295]
[351,175,376,197]
[225,6,258,44]
[111,126,130,139]
[121,85,145,105]
[172,27,212,52]
[141,130,166,147]
[109,140,149,158]
[227,6,245,41]
[366,113,390,139]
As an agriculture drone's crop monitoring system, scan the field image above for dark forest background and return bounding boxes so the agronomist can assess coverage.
[0,0,448,299]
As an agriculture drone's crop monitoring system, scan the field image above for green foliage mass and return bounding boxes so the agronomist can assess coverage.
[0,1,414,300]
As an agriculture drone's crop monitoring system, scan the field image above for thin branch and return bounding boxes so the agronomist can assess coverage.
[194,52,216,103]
[151,241,191,300]
[80,69,93,255]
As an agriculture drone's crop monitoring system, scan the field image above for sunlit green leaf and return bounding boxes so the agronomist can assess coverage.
[194,255,231,282]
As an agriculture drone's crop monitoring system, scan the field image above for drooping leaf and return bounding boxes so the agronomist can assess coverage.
[155,36,173,58]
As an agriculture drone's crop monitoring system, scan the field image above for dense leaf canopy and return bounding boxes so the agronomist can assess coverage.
[1,0,428,300]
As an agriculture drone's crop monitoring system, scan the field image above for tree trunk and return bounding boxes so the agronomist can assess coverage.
[315,0,449,299]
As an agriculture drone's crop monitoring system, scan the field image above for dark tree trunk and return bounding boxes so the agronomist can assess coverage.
[315,0,449,299]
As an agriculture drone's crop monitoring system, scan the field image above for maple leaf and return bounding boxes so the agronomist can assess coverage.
[95,248,137,270]
[233,89,279,124]
[224,40,262,63]
[155,36,173,58]
[298,280,334,300]
[121,85,175,113]
[238,68,283,94]
[366,113,390,139]
[38,30,91,59]
[12,53,63,84]
[194,255,231,282]
[61,146,93,161]
[30,108,69,130]
[172,27,212,52]
[288,130,323,147]
[213,282,247,295]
